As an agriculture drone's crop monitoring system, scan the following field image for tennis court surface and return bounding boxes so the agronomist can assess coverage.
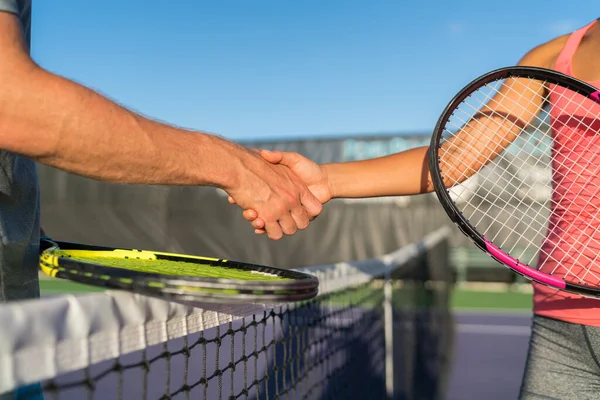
[448,309,532,399]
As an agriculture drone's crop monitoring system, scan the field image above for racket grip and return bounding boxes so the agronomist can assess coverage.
[40,236,57,253]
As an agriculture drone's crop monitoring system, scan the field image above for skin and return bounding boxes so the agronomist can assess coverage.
[0,12,323,240]
[238,23,600,235]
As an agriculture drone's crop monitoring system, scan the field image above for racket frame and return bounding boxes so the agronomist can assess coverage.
[40,237,319,304]
[428,66,600,298]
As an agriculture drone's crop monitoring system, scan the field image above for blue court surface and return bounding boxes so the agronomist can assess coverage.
[447,311,532,400]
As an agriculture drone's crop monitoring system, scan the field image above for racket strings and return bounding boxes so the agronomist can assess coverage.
[442,80,555,262]
[540,93,600,283]
[447,81,600,283]
[452,97,557,256]
[442,79,548,192]
[516,88,600,283]
[52,251,289,281]
[502,86,592,280]
[438,76,600,285]
[538,87,600,280]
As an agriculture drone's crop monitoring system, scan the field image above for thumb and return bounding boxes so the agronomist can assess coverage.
[262,150,305,169]
[259,149,284,164]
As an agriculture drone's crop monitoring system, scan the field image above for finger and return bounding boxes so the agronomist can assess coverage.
[300,189,323,220]
[259,149,284,164]
[255,228,266,235]
[264,221,284,240]
[277,214,298,236]
[290,205,310,230]
[252,218,265,229]
[242,209,258,221]
[228,196,236,204]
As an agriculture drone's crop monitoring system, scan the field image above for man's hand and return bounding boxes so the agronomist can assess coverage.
[225,148,323,240]
[229,150,332,235]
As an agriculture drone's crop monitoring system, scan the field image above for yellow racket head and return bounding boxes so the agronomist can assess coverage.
[39,237,319,305]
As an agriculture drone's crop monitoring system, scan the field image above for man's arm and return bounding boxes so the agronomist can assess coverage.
[0,14,321,240]
[0,14,230,186]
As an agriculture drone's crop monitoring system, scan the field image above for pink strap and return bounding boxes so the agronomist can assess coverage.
[554,20,598,74]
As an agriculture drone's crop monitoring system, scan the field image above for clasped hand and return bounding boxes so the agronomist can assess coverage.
[227,149,331,240]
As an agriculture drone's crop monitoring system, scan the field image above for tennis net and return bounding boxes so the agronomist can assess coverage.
[0,227,451,400]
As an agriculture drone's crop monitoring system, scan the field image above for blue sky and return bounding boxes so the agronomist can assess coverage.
[31,1,600,141]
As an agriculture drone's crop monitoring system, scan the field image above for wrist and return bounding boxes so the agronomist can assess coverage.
[198,134,247,190]
[321,163,338,199]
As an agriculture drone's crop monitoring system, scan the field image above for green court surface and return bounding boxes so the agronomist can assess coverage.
[40,278,105,294]
[452,288,532,311]
[40,276,532,310]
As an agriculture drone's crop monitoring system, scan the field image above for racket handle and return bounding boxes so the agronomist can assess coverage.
[40,236,57,253]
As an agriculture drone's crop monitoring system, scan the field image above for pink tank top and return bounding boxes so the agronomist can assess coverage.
[533,19,600,325]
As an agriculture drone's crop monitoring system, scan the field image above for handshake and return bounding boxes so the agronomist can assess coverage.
[225,149,333,241]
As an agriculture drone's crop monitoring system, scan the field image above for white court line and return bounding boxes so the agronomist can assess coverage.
[456,324,531,336]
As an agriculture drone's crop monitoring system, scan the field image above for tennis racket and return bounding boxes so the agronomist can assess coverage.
[39,236,319,304]
[429,66,600,298]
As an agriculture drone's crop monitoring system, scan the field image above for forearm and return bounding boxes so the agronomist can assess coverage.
[0,65,245,188]
[323,146,433,198]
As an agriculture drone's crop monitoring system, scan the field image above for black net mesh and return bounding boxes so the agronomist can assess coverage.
[31,284,384,400]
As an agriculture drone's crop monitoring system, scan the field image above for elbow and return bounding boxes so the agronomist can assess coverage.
[0,66,59,160]
[0,13,56,159]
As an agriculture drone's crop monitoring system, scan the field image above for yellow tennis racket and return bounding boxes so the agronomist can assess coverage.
[39,236,319,304]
